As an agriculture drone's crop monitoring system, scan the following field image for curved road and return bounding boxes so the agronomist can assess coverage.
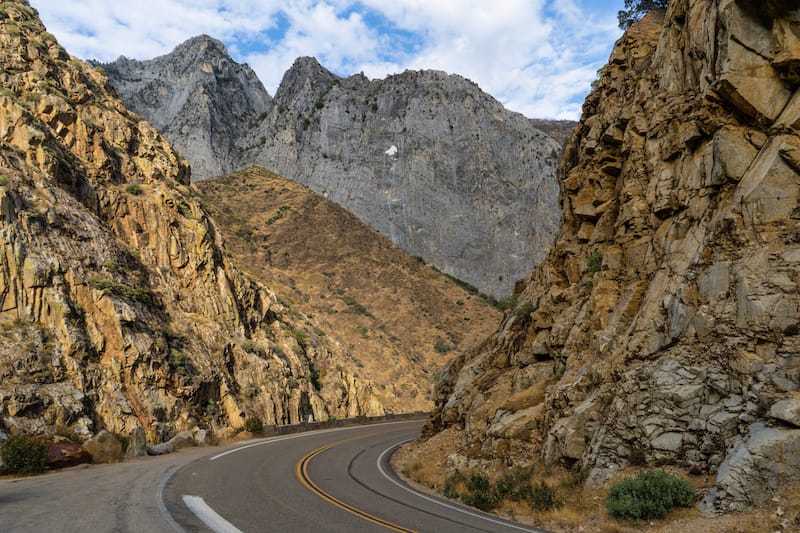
[1,420,545,532]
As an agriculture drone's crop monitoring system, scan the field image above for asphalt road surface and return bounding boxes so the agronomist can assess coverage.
[1,420,546,532]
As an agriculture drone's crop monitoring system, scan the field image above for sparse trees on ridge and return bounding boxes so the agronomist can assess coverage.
[618,0,669,29]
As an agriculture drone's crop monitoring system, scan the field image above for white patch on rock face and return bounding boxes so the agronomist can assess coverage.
[385,145,398,158]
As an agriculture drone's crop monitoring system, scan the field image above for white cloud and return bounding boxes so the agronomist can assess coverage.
[30,0,622,120]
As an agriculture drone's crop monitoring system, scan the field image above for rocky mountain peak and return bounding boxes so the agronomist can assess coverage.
[99,35,272,179]
[240,61,561,298]
[272,55,339,112]
[173,33,229,57]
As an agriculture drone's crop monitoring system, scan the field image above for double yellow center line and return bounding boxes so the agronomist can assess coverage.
[295,429,417,533]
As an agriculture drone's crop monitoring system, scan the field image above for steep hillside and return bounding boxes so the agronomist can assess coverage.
[101,42,562,299]
[402,0,800,518]
[197,168,502,414]
[0,0,395,443]
[97,36,271,180]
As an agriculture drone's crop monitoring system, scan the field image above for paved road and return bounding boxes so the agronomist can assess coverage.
[165,420,543,532]
[1,420,545,532]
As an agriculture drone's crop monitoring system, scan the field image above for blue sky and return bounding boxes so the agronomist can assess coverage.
[30,1,623,120]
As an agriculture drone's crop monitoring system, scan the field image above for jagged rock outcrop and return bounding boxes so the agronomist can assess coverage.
[0,0,386,444]
[419,0,800,514]
[101,40,562,298]
[239,59,561,298]
[97,35,272,180]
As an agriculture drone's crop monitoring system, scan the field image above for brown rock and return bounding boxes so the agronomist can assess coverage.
[44,437,91,469]
[83,430,123,464]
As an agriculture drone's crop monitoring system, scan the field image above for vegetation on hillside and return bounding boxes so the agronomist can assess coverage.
[618,0,669,29]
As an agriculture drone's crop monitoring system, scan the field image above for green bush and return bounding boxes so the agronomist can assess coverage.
[441,467,560,513]
[125,183,142,195]
[88,276,155,306]
[606,470,695,521]
[461,472,498,510]
[1,434,48,474]
[586,250,603,276]
[442,469,465,499]
[527,480,560,511]
[243,416,263,433]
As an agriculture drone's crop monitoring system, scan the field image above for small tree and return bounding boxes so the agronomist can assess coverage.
[618,0,669,29]
[1,435,48,474]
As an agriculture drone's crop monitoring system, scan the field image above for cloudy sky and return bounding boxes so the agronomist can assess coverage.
[30,1,622,120]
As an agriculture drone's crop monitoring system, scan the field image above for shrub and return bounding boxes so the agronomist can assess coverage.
[88,276,155,306]
[514,302,536,324]
[243,416,263,433]
[527,480,561,511]
[125,183,142,195]
[434,338,452,353]
[586,250,603,276]
[241,339,267,357]
[462,472,498,510]
[442,470,465,499]
[292,329,308,350]
[606,470,695,521]
[1,434,48,474]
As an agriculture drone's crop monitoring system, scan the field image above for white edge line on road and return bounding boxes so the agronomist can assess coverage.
[377,441,544,533]
[157,464,186,533]
[183,495,244,533]
[209,419,421,461]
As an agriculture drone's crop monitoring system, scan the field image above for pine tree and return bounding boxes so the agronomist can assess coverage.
[618,0,669,29]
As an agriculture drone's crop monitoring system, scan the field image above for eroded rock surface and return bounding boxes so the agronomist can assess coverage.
[0,0,389,445]
[423,0,800,514]
[96,36,272,181]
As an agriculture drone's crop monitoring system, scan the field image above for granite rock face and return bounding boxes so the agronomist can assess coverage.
[0,1,387,445]
[97,35,272,181]
[422,0,800,514]
[240,59,562,298]
[102,40,562,298]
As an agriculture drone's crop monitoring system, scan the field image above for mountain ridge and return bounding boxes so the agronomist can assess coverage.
[100,41,563,298]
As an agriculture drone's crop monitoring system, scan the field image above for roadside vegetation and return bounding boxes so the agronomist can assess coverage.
[1,434,48,474]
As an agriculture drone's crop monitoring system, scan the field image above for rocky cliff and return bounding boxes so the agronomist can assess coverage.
[414,0,800,514]
[97,36,272,180]
[0,0,395,443]
[101,42,562,299]
[239,59,562,299]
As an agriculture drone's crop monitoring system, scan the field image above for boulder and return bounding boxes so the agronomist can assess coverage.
[701,422,800,513]
[167,431,194,450]
[126,427,147,458]
[44,436,91,469]
[83,430,123,464]
[146,442,174,456]
[769,396,800,427]
[192,428,209,445]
